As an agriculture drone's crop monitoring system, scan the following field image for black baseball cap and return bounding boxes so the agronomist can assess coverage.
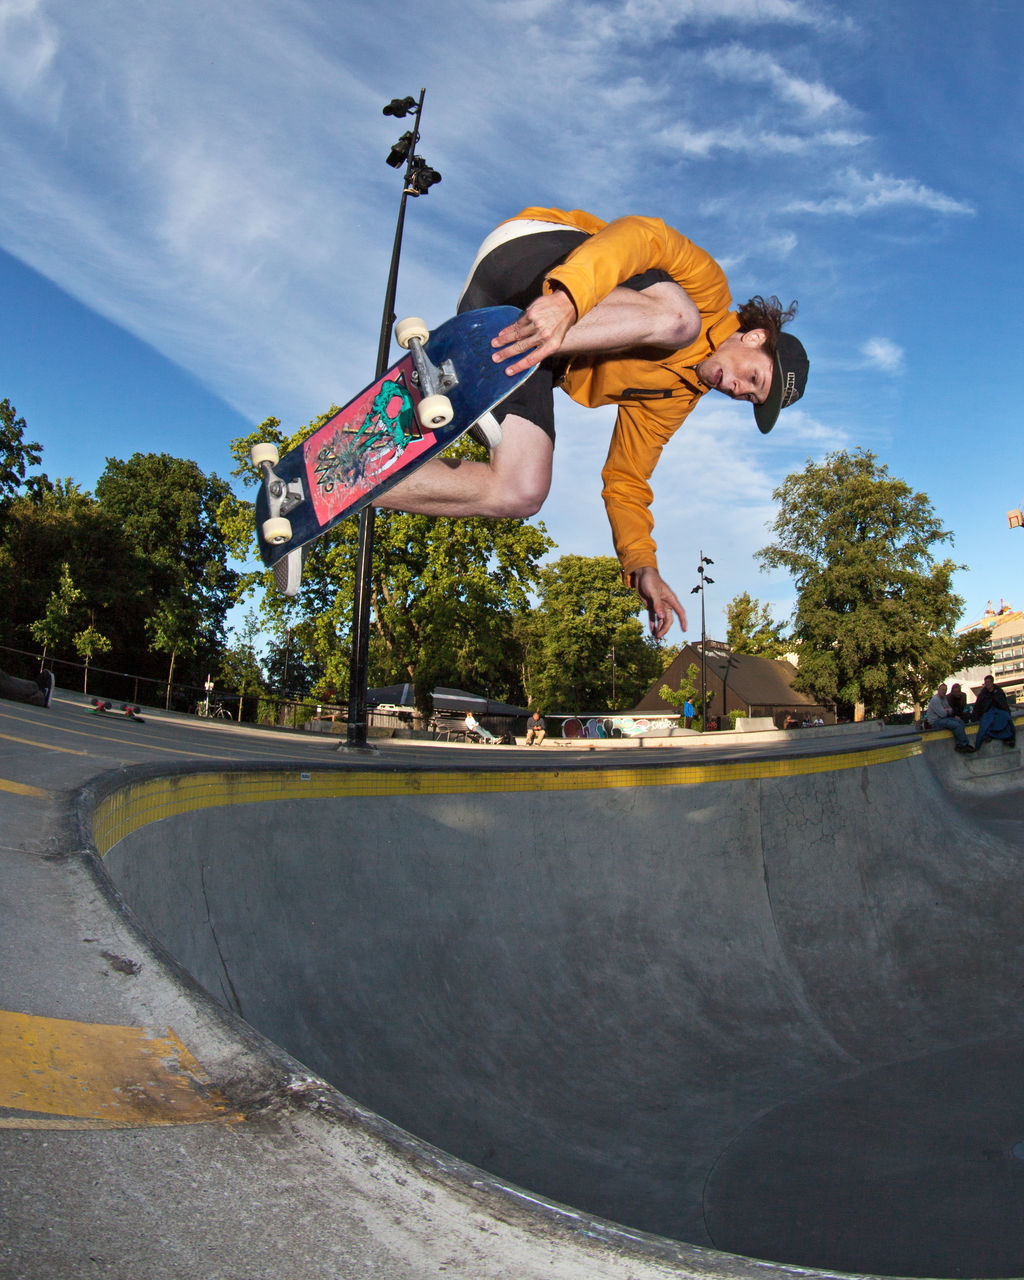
[754,331,809,434]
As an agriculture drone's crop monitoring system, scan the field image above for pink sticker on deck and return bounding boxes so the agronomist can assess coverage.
[304,367,437,523]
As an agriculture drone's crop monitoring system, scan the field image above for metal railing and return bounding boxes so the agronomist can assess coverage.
[0,643,329,730]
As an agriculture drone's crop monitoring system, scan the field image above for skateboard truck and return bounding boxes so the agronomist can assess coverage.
[396,316,500,448]
[394,317,457,429]
[250,444,306,546]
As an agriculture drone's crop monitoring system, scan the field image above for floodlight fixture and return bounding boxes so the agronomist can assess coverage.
[386,131,416,168]
[383,96,417,118]
[405,156,442,195]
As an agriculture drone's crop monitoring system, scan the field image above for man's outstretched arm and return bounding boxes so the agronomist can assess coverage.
[492,281,700,378]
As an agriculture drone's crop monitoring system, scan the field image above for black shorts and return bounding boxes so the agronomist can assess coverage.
[457,227,673,442]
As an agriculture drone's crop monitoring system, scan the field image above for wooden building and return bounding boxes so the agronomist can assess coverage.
[633,642,834,728]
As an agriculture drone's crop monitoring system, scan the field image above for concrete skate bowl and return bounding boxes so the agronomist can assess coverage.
[91,737,1024,1279]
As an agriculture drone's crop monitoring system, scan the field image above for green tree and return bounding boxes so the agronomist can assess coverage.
[145,600,198,709]
[525,554,668,712]
[219,610,267,721]
[223,419,553,715]
[73,620,112,694]
[263,627,321,700]
[30,563,85,667]
[757,449,991,719]
[659,661,714,730]
[0,482,138,657]
[0,397,44,516]
[726,591,788,658]
[95,453,238,683]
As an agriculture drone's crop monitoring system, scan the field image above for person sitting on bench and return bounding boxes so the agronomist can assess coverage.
[465,711,497,742]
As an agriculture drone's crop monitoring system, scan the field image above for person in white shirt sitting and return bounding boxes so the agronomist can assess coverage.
[925,683,974,753]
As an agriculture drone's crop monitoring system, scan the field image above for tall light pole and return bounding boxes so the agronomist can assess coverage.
[344,90,441,750]
[607,644,616,709]
[690,552,714,728]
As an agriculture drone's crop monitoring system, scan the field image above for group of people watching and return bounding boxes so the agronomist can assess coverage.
[925,676,1016,753]
[463,709,547,745]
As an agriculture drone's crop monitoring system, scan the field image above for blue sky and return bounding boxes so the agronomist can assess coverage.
[0,0,1020,641]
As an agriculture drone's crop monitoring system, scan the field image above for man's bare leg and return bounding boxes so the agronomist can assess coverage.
[374,415,553,519]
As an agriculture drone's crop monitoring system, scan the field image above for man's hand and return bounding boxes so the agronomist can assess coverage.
[632,566,686,640]
[492,289,577,377]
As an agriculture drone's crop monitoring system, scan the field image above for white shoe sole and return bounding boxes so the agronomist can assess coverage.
[468,411,502,450]
[273,548,303,596]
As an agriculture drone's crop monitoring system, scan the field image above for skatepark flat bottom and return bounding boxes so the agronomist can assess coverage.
[94,734,1024,1279]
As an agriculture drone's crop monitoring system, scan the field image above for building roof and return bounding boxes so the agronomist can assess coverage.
[367,684,529,716]
[958,601,1024,636]
[632,643,822,715]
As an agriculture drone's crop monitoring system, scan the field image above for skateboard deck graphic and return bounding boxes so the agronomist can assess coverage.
[253,306,534,570]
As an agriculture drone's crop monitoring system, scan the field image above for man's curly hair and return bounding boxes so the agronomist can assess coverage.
[736,295,798,359]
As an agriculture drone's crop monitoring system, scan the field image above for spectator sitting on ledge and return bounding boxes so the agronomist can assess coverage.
[525,710,546,745]
[947,681,968,721]
[972,675,1016,751]
[926,683,975,753]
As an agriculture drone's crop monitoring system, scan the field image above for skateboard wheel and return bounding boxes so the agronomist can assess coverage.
[394,317,429,349]
[262,516,292,545]
[417,394,454,429]
[250,442,280,467]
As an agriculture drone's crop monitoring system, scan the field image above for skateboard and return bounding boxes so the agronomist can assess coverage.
[87,699,145,722]
[251,306,534,595]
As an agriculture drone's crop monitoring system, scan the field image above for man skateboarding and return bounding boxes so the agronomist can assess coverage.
[375,208,808,639]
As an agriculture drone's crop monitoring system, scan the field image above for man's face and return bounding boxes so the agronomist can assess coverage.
[696,328,774,405]
[984,677,994,690]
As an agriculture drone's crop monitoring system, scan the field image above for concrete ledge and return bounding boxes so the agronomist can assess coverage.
[735,717,776,732]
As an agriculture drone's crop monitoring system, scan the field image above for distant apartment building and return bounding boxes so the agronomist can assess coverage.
[952,601,1024,705]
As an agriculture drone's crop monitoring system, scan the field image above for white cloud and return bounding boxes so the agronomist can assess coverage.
[703,43,854,119]
[657,121,866,158]
[787,168,975,216]
[0,0,61,121]
[861,337,905,373]
[616,0,838,31]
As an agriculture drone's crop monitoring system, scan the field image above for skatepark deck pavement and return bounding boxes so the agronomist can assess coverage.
[3,691,1024,1279]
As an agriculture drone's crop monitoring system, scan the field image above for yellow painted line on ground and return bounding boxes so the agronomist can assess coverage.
[0,777,49,798]
[0,1009,243,1130]
[0,730,90,756]
[92,741,921,855]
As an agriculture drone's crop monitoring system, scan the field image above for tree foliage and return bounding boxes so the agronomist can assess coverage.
[219,610,268,720]
[0,481,138,657]
[659,661,713,729]
[726,591,789,658]
[523,554,669,712]
[0,397,44,517]
[73,620,112,694]
[758,449,991,717]
[223,418,554,711]
[0,420,238,698]
[95,452,238,677]
[30,562,85,665]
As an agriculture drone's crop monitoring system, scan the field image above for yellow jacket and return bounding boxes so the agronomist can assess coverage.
[507,207,739,580]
